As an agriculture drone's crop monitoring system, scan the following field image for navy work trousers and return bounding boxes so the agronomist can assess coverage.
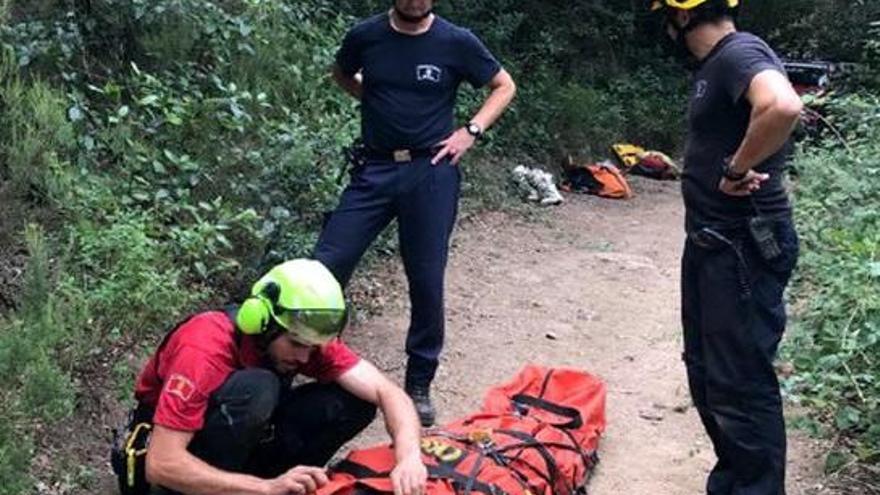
[681,218,799,495]
[313,156,461,388]
[151,369,376,494]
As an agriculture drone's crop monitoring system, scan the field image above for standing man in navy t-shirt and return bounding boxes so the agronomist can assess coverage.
[650,1,803,494]
[314,0,516,426]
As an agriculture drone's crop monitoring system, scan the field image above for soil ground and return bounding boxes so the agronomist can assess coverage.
[83,177,835,494]
[343,177,828,494]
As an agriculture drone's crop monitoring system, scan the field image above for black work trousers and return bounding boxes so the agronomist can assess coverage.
[681,218,799,495]
[313,156,461,388]
[152,369,376,494]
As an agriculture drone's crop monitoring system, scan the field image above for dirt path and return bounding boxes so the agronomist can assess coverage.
[345,177,828,494]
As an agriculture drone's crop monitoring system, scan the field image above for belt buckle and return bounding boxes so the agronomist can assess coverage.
[393,149,412,163]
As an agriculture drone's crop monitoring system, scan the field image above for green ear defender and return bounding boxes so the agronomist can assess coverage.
[236,281,281,335]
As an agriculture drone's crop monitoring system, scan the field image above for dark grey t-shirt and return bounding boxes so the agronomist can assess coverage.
[336,14,501,152]
[683,32,793,230]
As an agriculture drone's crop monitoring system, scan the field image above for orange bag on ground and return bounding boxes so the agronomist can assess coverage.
[561,161,633,199]
[586,163,633,199]
[318,366,606,495]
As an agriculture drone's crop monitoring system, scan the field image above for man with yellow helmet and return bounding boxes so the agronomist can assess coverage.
[112,260,427,495]
[651,1,802,494]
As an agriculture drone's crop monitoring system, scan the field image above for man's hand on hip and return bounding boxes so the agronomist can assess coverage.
[719,170,769,196]
[432,128,476,166]
[264,466,329,495]
[390,451,428,495]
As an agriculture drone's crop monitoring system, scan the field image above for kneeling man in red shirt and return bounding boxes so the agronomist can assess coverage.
[122,259,426,495]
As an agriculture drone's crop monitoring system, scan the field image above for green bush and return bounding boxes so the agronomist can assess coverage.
[63,211,199,336]
[0,48,76,205]
[0,225,76,492]
[0,407,32,495]
[785,93,880,465]
[0,4,366,486]
[21,350,76,422]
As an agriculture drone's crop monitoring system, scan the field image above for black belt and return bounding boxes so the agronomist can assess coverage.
[688,228,738,250]
[364,147,439,163]
[688,212,791,250]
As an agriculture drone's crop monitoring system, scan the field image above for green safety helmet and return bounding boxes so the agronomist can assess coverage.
[236,259,348,345]
[650,0,738,11]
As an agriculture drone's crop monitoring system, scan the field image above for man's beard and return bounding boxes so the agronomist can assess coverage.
[393,4,432,24]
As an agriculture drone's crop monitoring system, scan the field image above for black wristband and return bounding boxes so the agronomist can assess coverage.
[722,158,748,181]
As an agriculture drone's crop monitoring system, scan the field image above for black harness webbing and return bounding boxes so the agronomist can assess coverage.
[332,459,512,495]
[333,370,599,495]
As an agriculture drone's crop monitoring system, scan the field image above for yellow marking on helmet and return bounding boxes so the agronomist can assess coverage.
[654,0,738,10]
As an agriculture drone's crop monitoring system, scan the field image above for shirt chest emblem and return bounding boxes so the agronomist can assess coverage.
[695,80,708,99]
[416,64,442,83]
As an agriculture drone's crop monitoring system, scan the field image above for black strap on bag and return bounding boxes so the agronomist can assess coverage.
[510,394,584,430]
[332,459,512,495]
[505,370,597,493]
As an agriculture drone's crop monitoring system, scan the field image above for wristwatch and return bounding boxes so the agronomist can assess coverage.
[722,157,748,181]
[465,122,484,140]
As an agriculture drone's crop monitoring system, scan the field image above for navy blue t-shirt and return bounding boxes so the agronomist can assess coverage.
[683,32,792,230]
[336,14,501,152]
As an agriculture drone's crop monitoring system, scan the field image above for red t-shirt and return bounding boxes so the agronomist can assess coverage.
[134,311,360,431]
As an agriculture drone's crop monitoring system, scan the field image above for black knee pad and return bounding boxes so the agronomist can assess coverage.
[219,369,281,426]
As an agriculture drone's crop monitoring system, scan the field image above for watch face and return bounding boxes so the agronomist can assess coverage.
[467,123,481,136]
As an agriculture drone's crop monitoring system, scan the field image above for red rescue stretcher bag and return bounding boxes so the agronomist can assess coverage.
[319,365,606,495]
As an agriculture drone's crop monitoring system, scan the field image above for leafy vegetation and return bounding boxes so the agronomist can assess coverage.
[0,1,360,491]
[0,0,877,492]
[784,93,880,470]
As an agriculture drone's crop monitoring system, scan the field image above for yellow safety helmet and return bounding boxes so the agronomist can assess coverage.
[650,0,739,11]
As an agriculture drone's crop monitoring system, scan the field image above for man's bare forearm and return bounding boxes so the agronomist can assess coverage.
[731,104,800,171]
[378,385,422,462]
[332,65,363,100]
[469,69,516,132]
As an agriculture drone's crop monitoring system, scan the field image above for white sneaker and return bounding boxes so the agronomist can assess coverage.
[511,165,540,202]
[527,169,563,206]
[539,172,564,206]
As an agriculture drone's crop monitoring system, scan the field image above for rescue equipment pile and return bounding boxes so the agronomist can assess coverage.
[510,142,679,205]
[319,365,607,495]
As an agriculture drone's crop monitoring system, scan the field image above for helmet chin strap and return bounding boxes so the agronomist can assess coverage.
[392,5,433,24]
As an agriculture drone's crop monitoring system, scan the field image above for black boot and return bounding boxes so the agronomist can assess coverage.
[405,385,436,427]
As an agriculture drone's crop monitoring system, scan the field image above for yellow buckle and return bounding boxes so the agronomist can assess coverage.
[125,422,152,487]
[392,149,412,163]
